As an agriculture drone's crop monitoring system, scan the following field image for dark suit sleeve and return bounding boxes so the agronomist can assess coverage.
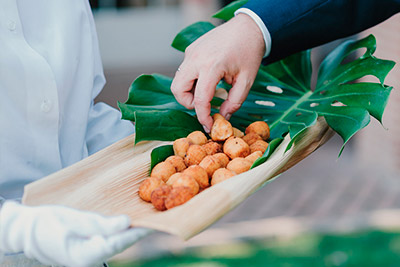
[243,0,400,64]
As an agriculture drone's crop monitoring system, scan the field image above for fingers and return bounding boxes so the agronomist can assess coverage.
[219,74,252,120]
[60,208,131,236]
[70,228,153,267]
[171,63,197,109]
[194,70,223,132]
[106,227,153,253]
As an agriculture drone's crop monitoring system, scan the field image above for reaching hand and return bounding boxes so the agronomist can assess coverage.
[171,14,265,132]
[0,201,151,267]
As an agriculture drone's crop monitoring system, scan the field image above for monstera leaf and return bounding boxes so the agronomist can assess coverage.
[119,1,395,155]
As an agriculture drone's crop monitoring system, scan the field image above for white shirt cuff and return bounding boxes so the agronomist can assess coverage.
[234,8,272,58]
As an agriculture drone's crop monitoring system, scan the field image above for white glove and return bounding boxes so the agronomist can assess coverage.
[0,201,151,267]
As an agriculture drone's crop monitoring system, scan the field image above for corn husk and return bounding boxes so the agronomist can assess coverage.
[22,117,333,240]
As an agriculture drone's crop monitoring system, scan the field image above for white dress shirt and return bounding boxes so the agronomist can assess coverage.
[235,8,272,58]
[0,0,134,199]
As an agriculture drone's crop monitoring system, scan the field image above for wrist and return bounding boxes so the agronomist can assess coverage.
[234,8,271,58]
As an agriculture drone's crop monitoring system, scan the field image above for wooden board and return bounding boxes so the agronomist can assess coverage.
[22,117,334,240]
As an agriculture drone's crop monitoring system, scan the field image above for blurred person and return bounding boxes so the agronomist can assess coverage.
[0,1,150,266]
[171,0,400,131]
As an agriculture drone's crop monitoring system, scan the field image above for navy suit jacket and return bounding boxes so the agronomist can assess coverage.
[244,0,400,64]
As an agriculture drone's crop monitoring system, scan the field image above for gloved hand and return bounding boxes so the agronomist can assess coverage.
[0,201,151,267]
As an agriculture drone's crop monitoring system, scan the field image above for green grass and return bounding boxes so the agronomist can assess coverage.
[111,230,400,267]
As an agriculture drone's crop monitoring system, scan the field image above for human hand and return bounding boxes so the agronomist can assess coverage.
[171,13,265,132]
[0,201,151,267]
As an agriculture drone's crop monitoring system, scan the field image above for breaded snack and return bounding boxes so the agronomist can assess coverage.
[199,155,221,178]
[165,186,195,209]
[184,145,207,166]
[212,113,225,121]
[250,140,269,154]
[183,165,209,189]
[211,118,234,142]
[233,127,244,138]
[245,151,263,164]
[165,155,187,172]
[227,157,252,174]
[211,168,236,185]
[151,185,172,211]
[138,177,164,202]
[166,172,187,186]
[187,131,208,145]
[213,153,230,168]
[202,141,222,155]
[171,173,199,195]
[173,137,191,158]
[245,121,270,140]
[242,132,262,146]
[150,161,176,182]
[223,137,250,159]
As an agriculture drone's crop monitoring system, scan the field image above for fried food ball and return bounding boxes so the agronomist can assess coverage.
[213,153,230,168]
[245,151,263,164]
[173,137,191,158]
[165,155,186,172]
[151,185,172,211]
[183,165,209,189]
[171,173,199,195]
[242,132,262,145]
[166,172,187,186]
[211,117,234,142]
[250,140,269,154]
[165,186,195,210]
[138,177,164,202]
[150,161,176,182]
[199,155,221,178]
[245,121,270,140]
[227,158,252,174]
[187,131,208,145]
[212,113,225,121]
[211,168,236,185]
[233,127,244,138]
[184,145,207,166]
[202,141,222,155]
[223,137,250,159]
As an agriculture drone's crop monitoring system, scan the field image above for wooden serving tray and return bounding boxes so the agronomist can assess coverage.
[22,117,333,240]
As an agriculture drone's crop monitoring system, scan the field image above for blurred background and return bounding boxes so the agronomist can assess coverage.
[90,1,400,266]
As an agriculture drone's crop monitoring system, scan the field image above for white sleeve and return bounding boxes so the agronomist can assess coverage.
[234,8,272,58]
[86,102,135,155]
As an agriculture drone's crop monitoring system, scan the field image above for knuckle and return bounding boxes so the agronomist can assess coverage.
[227,101,242,112]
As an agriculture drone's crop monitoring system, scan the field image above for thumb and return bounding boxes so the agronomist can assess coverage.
[68,212,131,237]
[70,228,152,267]
[106,227,152,253]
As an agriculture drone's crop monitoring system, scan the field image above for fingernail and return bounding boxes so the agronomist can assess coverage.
[203,125,210,133]
[225,113,232,120]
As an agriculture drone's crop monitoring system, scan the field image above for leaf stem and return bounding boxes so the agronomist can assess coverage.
[269,91,313,132]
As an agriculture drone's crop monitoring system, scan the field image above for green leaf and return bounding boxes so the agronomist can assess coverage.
[134,110,205,144]
[212,0,249,21]
[251,138,284,169]
[171,22,215,52]
[231,35,394,153]
[150,145,174,173]
[118,74,190,122]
